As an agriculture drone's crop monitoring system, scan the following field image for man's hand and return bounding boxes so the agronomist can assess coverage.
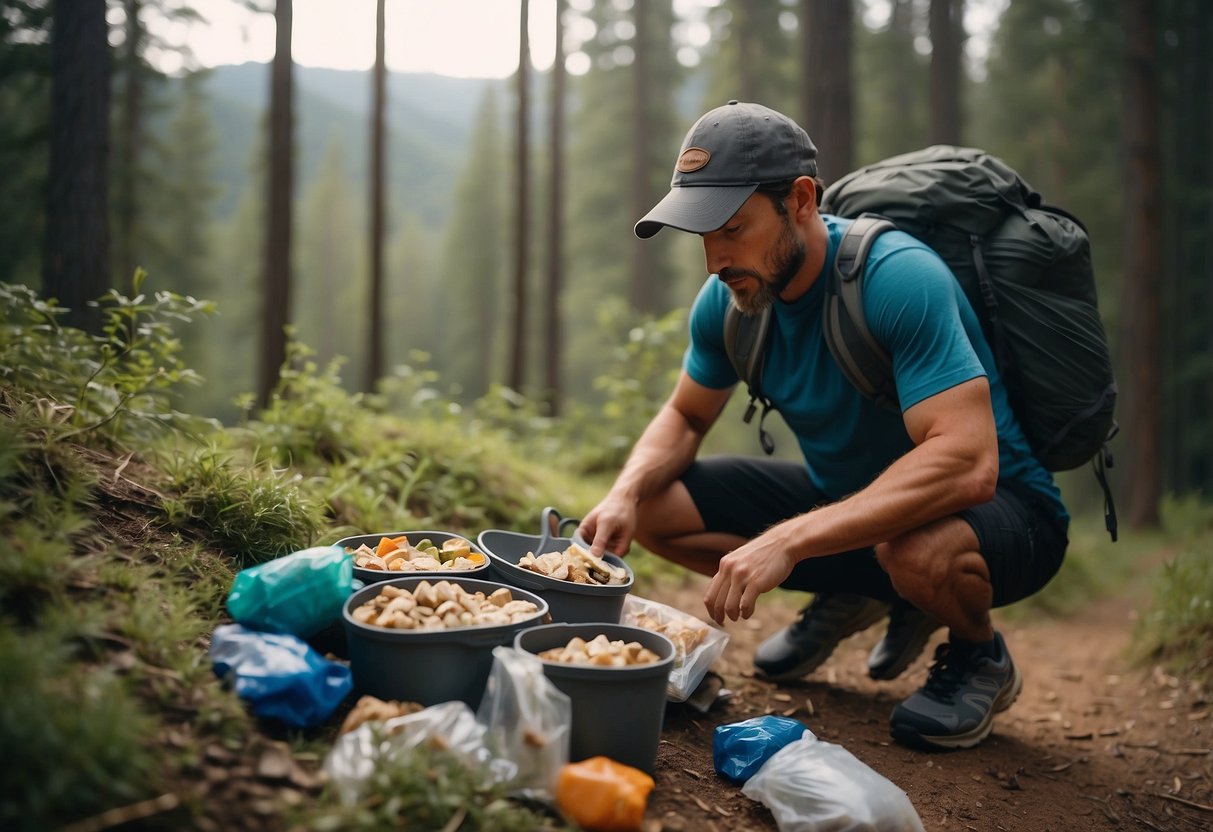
[577,495,638,559]
[703,535,798,624]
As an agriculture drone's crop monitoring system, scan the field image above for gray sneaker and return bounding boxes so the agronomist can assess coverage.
[867,603,944,680]
[889,631,1021,750]
[754,593,888,681]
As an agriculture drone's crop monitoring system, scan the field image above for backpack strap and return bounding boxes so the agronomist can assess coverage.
[723,301,777,454]
[823,214,899,410]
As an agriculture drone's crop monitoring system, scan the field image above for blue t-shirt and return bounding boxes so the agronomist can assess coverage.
[685,214,1067,524]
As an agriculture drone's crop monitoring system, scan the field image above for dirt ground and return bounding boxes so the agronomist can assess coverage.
[644,577,1212,832]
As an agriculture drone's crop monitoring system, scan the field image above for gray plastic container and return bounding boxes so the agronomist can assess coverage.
[477,529,633,624]
[335,530,489,585]
[343,575,549,707]
[514,623,674,773]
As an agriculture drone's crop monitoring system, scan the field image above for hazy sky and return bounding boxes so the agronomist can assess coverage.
[149,0,561,77]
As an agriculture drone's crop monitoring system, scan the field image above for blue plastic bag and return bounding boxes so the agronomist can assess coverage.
[209,623,353,727]
[226,545,353,637]
[713,715,810,783]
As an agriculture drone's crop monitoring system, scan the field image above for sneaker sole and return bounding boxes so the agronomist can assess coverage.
[755,601,889,682]
[868,620,944,681]
[890,662,1023,750]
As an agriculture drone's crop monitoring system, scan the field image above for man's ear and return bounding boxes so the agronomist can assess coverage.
[790,176,819,220]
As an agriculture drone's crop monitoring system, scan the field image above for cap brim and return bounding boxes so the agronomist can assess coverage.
[634,184,758,239]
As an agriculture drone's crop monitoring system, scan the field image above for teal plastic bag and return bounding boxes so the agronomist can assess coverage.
[226,545,353,637]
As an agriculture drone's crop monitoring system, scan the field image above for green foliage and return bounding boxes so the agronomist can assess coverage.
[0,277,215,444]
[0,626,157,832]
[305,739,575,831]
[1131,496,1213,682]
[160,445,325,566]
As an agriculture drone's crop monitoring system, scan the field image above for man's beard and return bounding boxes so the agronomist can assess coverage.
[721,217,807,316]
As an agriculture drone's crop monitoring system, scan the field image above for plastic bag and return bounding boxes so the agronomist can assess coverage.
[226,544,353,637]
[324,700,497,805]
[713,715,809,782]
[208,623,352,727]
[622,594,729,702]
[556,756,654,832]
[741,735,926,832]
[476,646,571,796]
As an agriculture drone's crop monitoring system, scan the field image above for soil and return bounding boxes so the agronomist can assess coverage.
[645,576,1212,832]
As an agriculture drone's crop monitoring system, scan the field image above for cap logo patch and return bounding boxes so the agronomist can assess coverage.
[676,147,711,173]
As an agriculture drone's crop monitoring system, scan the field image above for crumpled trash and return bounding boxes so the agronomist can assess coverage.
[324,700,500,805]
[208,623,352,727]
[476,646,571,796]
[741,735,926,831]
[556,756,655,832]
[226,544,352,637]
[713,714,810,782]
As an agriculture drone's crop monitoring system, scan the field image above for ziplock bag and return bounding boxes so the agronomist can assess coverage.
[622,594,729,702]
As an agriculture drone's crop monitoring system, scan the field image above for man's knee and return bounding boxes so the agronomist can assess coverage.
[632,480,703,552]
[875,520,982,608]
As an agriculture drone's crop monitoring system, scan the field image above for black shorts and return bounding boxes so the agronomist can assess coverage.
[680,455,1069,608]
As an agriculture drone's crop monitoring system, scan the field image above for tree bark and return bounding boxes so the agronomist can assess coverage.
[258,0,294,408]
[1120,0,1162,527]
[366,0,387,390]
[115,0,145,285]
[929,0,963,145]
[43,0,110,332]
[801,0,853,183]
[543,0,567,413]
[508,0,531,393]
[629,0,653,312]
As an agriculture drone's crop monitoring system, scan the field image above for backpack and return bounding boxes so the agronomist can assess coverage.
[723,145,1119,538]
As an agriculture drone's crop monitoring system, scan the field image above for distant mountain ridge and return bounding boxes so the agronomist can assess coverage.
[198,63,496,225]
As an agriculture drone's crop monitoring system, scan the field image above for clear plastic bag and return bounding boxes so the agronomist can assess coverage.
[740,735,926,832]
[324,700,497,805]
[622,594,729,702]
[208,623,352,728]
[713,715,809,783]
[476,646,571,796]
[225,544,353,637]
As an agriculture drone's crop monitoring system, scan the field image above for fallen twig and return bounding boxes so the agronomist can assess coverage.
[61,793,180,832]
[1155,792,1213,813]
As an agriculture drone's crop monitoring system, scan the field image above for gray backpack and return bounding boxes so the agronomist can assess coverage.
[723,146,1118,538]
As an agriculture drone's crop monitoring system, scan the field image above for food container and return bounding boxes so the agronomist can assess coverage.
[514,623,674,773]
[477,528,633,624]
[335,530,489,585]
[342,576,549,707]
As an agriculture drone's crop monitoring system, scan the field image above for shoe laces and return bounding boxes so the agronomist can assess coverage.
[922,642,981,703]
[789,594,836,634]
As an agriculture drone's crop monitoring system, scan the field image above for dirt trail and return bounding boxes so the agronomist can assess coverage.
[646,576,1211,831]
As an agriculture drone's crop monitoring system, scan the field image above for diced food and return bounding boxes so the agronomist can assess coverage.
[516,542,628,585]
[350,580,540,630]
[346,535,486,572]
[538,634,660,667]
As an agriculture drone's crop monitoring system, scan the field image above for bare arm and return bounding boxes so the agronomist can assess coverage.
[580,371,732,556]
[704,376,1000,622]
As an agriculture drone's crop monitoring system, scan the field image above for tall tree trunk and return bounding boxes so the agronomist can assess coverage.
[929,0,962,145]
[543,0,567,414]
[115,0,144,284]
[366,0,387,390]
[258,0,294,408]
[629,0,652,312]
[1121,0,1162,527]
[801,0,853,183]
[508,0,531,392]
[43,0,109,333]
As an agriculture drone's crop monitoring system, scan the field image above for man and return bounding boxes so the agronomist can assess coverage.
[577,101,1069,750]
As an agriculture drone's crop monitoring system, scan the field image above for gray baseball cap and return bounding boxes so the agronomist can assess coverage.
[635,100,818,239]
